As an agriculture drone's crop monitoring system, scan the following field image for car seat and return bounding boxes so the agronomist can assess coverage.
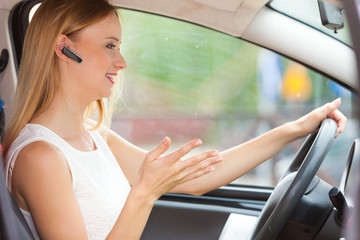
[0,110,34,239]
[0,154,34,239]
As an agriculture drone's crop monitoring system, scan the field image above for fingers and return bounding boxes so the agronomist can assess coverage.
[145,137,171,161]
[179,154,223,182]
[320,98,347,137]
[315,98,341,120]
[328,109,347,137]
[295,98,347,139]
[173,150,223,181]
[139,139,221,197]
[147,138,202,163]
[166,139,203,162]
[167,142,222,180]
[328,98,341,112]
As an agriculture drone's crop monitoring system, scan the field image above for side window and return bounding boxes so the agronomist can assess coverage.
[117,9,358,187]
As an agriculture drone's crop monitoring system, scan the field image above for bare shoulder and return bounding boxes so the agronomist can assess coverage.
[15,140,68,173]
[12,141,72,210]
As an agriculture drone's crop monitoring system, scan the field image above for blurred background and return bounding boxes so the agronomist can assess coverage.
[111,8,358,188]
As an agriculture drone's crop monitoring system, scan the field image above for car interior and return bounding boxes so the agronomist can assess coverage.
[1,0,360,239]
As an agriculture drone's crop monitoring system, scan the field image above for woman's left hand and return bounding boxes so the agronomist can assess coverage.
[295,98,347,138]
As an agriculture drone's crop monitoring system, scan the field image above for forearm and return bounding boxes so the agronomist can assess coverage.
[106,186,157,240]
[173,121,302,195]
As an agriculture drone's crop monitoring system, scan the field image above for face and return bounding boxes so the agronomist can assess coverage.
[60,13,127,103]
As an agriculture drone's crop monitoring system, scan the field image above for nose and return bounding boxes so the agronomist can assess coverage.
[114,51,127,70]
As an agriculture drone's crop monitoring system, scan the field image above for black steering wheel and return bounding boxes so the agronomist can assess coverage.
[249,118,337,240]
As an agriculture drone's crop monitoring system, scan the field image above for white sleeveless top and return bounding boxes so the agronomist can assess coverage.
[4,124,131,240]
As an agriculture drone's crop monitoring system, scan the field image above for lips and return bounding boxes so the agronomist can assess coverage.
[105,73,117,84]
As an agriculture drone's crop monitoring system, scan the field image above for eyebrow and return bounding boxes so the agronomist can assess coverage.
[105,36,120,42]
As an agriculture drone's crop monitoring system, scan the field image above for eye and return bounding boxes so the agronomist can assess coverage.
[106,43,116,50]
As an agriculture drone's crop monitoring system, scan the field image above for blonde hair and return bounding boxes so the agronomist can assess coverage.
[3,0,119,157]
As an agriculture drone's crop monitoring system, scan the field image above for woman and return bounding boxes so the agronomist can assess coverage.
[2,0,347,239]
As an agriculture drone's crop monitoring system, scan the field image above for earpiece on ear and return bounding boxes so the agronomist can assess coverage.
[62,47,83,63]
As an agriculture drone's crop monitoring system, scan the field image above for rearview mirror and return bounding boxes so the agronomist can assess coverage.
[318,0,344,33]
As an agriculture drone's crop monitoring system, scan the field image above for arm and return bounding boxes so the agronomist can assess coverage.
[12,138,220,239]
[171,98,347,195]
[172,121,300,194]
[103,99,346,196]
[104,121,297,194]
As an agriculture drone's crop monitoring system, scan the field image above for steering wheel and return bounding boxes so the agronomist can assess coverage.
[249,118,337,240]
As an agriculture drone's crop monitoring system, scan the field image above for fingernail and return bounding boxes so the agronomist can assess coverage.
[194,139,202,146]
[211,151,219,156]
[208,166,215,172]
[215,157,223,163]
[162,137,170,145]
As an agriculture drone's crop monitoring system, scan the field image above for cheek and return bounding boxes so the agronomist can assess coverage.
[82,52,111,76]
[88,50,108,66]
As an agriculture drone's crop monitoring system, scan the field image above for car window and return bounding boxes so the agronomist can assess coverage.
[27,6,358,188]
[118,9,358,187]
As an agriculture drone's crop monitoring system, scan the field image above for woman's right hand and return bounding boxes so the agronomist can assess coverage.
[133,137,222,202]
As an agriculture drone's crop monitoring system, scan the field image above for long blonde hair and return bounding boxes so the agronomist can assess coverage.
[3,0,119,157]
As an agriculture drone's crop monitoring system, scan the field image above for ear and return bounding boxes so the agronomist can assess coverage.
[54,34,72,62]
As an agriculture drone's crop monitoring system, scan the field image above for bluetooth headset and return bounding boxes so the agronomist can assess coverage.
[61,46,83,63]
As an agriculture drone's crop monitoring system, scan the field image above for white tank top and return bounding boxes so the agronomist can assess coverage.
[4,124,131,240]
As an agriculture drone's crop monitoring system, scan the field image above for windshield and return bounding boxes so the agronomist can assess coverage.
[269,0,352,46]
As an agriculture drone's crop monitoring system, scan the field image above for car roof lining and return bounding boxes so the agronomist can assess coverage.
[111,0,269,37]
[3,0,269,37]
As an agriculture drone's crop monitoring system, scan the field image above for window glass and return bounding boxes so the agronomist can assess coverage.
[117,9,358,187]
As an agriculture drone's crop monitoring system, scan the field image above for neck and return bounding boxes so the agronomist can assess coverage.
[30,90,91,139]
